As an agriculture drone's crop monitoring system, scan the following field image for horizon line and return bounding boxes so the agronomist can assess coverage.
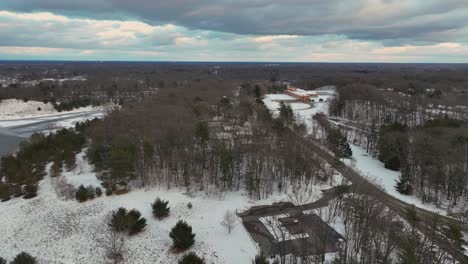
[1,59,468,65]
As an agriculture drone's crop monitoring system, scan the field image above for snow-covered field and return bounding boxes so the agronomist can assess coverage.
[0,161,292,264]
[0,144,347,264]
[0,99,108,121]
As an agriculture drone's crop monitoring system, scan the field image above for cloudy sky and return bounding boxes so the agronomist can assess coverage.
[0,0,467,62]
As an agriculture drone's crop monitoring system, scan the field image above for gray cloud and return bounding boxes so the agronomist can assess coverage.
[1,0,468,43]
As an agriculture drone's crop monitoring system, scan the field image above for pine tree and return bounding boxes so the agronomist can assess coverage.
[0,183,10,202]
[327,128,352,158]
[337,135,352,158]
[254,84,262,99]
[95,187,102,197]
[0,257,6,264]
[110,207,147,236]
[178,252,205,264]
[110,207,129,232]
[23,184,38,199]
[63,148,77,172]
[86,185,96,199]
[75,185,89,202]
[445,223,465,251]
[395,172,412,195]
[195,121,209,145]
[278,101,294,125]
[397,237,419,264]
[50,157,63,178]
[252,253,269,264]
[170,220,195,250]
[11,252,37,264]
[127,209,147,236]
[152,198,170,219]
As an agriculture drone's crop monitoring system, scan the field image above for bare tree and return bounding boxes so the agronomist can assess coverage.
[220,210,237,234]
[94,213,127,264]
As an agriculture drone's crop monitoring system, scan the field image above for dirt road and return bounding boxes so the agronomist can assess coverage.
[298,134,468,263]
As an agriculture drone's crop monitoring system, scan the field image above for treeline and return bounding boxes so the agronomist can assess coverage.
[84,83,331,199]
[0,122,95,201]
[51,97,100,112]
[361,117,468,207]
[330,84,468,129]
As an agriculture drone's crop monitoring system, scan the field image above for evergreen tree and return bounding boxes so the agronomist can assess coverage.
[152,198,170,219]
[327,128,352,158]
[445,223,465,251]
[195,121,209,145]
[110,207,129,232]
[397,237,419,264]
[63,148,77,172]
[395,171,412,195]
[23,184,38,199]
[0,256,6,264]
[405,205,420,235]
[252,253,269,264]
[127,209,147,236]
[49,157,63,178]
[86,185,96,199]
[95,187,102,197]
[108,145,136,180]
[178,252,205,264]
[0,183,10,202]
[75,185,89,202]
[110,207,147,236]
[254,84,262,99]
[170,220,195,250]
[11,252,37,264]
[278,101,294,125]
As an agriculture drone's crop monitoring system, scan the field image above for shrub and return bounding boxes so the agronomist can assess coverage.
[95,187,102,197]
[86,185,96,199]
[127,209,147,235]
[23,184,38,199]
[152,198,170,219]
[105,188,112,196]
[170,220,195,250]
[110,207,147,236]
[0,183,10,202]
[11,252,37,264]
[12,185,23,198]
[75,185,88,202]
[252,253,269,264]
[187,202,192,209]
[179,252,205,264]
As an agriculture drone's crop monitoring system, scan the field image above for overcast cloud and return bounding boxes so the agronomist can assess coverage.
[0,0,467,62]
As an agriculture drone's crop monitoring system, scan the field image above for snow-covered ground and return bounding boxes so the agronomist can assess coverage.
[62,151,103,188]
[0,99,108,121]
[345,144,450,215]
[0,161,294,264]
[0,146,348,264]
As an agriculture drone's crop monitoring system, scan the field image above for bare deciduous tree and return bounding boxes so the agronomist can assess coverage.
[220,210,237,234]
[94,213,127,264]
